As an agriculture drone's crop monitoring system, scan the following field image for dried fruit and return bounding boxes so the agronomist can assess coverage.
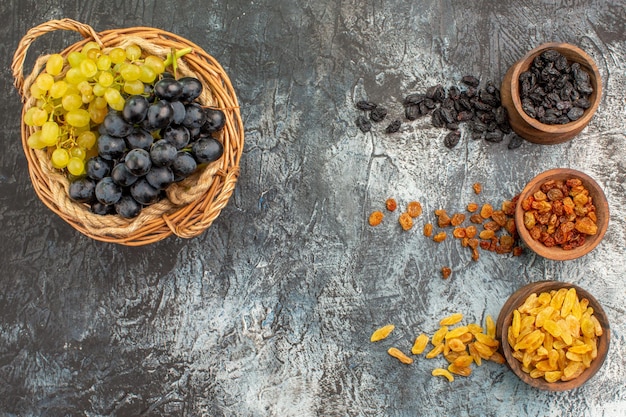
[399,212,413,231]
[440,313,464,326]
[467,202,478,212]
[368,211,384,226]
[386,198,397,212]
[480,203,493,219]
[439,267,451,280]
[450,213,466,226]
[388,347,413,364]
[369,107,388,122]
[385,119,402,134]
[432,368,454,382]
[355,115,372,133]
[411,334,429,355]
[423,223,433,237]
[433,231,447,243]
[473,183,482,194]
[406,201,422,218]
[370,324,395,342]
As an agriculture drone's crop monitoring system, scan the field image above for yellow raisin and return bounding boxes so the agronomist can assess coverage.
[433,231,447,243]
[432,368,455,382]
[448,338,466,352]
[445,326,469,340]
[448,363,472,377]
[440,313,464,326]
[450,213,466,226]
[489,351,506,364]
[406,201,422,218]
[411,333,429,355]
[388,347,413,364]
[465,225,478,238]
[368,211,384,226]
[544,370,563,383]
[432,326,448,346]
[453,354,474,368]
[398,212,413,231]
[370,324,395,342]
[480,203,493,219]
[474,332,499,348]
[453,227,466,238]
[479,230,495,240]
[485,315,496,338]
[426,343,444,359]
[560,288,577,318]
[468,343,482,366]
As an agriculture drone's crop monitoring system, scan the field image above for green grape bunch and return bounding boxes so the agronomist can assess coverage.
[24,41,167,176]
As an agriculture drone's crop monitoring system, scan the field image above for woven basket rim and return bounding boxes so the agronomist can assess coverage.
[13,18,244,246]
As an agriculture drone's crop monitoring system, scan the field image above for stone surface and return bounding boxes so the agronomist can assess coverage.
[1,0,625,416]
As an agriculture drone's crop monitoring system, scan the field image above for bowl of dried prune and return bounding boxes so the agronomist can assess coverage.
[496,280,610,391]
[515,168,609,261]
[500,43,602,145]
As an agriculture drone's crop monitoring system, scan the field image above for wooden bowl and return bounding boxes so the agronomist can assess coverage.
[496,280,610,391]
[500,42,602,144]
[515,168,609,261]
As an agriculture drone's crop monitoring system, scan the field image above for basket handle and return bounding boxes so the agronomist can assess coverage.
[12,18,102,97]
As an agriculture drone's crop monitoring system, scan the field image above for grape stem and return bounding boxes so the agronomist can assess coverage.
[164,47,193,78]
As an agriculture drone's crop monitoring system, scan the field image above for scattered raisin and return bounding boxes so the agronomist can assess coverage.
[441,266,452,279]
[450,213,466,226]
[480,203,493,219]
[356,100,377,111]
[444,130,461,148]
[399,212,413,231]
[355,115,372,133]
[385,119,402,133]
[407,201,423,218]
[424,223,433,237]
[467,202,478,212]
[369,211,384,226]
[370,107,388,122]
[386,198,397,212]
[473,183,482,194]
[433,231,447,242]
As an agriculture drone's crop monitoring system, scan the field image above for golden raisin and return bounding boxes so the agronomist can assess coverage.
[450,213,466,226]
[433,231,447,243]
[453,227,466,239]
[479,230,495,240]
[467,202,478,213]
[386,198,397,212]
[370,324,395,342]
[441,266,452,279]
[399,212,413,231]
[470,214,484,224]
[407,201,423,218]
[368,211,384,226]
[436,210,452,227]
[388,347,413,364]
[465,225,477,238]
[423,223,433,237]
[480,203,493,219]
[440,313,464,326]
[473,183,482,194]
[491,210,507,227]
[411,334,429,355]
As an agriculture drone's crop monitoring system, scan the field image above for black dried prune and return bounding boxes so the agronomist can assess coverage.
[461,75,480,87]
[385,120,401,134]
[369,107,388,122]
[573,98,591,109]
[431,108,445,128]
[355,115,372,133]
[484,130,504,143]
[439,107,456,124]
[448,85,461,100]
[403,93,426,107]
[507,134,524,149]
[457,110,474,122]
[356,100,377,111]
[444,130,461,148]
[426,84,446,102]
[405,105,421,121]
[567,107,585,121]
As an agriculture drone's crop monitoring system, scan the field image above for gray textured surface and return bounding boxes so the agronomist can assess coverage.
[1,1,625,416]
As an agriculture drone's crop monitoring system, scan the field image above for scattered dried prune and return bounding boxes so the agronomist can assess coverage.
[461,75,480,87]
[385,120,401,134]
[427,84,446,102]
[403,93,426,107]
[484,130,504,143]
[405,105,421,121]
[370,107,388,122]
[444,131,461,148]
[507,134,524,149]
[356,100,377,111]
[355,115,372,133]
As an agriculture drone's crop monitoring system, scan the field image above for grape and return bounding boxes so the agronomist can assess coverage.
[35,73,54,91]
[49,80,68,98]
[126,127,154,150]
[86,156,112,180]
[67,51,85,68]
[97,55,112,71]
[203,108,226,133]
[66,109,91,127]
[130,178,161,205]
[92,83,106,97]
[95,177,123,205]
[67,157,85,176]
[61,93,82,111]
[146,100,174,130]
[51,148,70,169]
[182,103,206,129]
[111,163,139,187]
[115,195,142,218]
[123,80,145,96]
[162,125,190,150]
[192,137,223,163]
[104,88,125,111]
[77,131,97,150]
[65,67,87,84]
[154,78,182,100]
[41,121,60,146]
[146,166,174,190]
[25,107,47,126]
[103,112,133,137]
[97,134,126,160]
[170,100,186,125]
[109,48,126,64]
[81,41,100,55]
[98,71,114,87]
[26,131,46,149]
[91,201,114,215]
[144,55,165,74]
[69,177,96,203]
[138,65,157,84]
[79,59,98,78]
[88,102,108,124]
[46,54,64,76]
[122,95,149,124]
[125,44,142,61]
[124,149,152,176]
[179,77,203,102]
[172,151,197,180]
[150,139,177,166]
[120,63,141,81]
[70,147,87,160]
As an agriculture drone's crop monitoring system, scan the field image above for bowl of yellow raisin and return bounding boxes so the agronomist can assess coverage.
[496,280,610,391]
[515,168,609,261]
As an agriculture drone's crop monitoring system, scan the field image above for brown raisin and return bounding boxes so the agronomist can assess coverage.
[424,223,433,237]
[407,201,423,218]
[441,267,452,279]
[479,230,495,240]
[450,213,466,226]
[491,210,507,227]
[369,211,384,226]
[473,183,482,194]
[433,231,447,242]
[399,212,414,231]
[483,221,500,231]
[453,227,466,239]
[386,198,397,212]
[436,210,452,227]
[467,202,478,212]
[480,203,493,219]
[470,214,484,224]
[465,225,477,238]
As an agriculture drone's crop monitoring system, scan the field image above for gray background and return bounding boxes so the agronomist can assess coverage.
[1,0,625,416]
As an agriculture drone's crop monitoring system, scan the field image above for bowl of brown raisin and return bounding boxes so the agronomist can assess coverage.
[496,280,610,391]
[515,168,609,261]
[500,43,602,145]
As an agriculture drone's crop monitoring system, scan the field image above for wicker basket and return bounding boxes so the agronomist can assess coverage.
[11,19,244,246]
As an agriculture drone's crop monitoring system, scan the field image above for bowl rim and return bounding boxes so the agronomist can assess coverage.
[496,280,611,391]
[515,168,609,261]
[509,42,602,133]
